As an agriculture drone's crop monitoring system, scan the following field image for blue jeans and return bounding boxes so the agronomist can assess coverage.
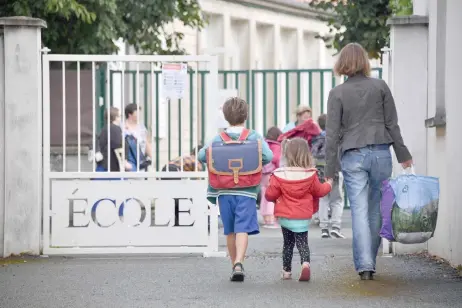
[341,144,392,273]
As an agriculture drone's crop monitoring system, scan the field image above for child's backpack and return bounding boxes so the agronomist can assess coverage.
[207,129,262,189]
[311,133,326,182]
[311,133,326,163]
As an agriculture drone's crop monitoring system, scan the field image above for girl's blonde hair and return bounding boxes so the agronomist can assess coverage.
[282,138,314,168]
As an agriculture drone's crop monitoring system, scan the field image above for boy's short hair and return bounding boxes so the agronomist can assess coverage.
[104,107,120,124]
[318,114,327,131]
[334,42,371,77]
[124,103,139,119]
[222,97,248,126]
[266,126,282,141]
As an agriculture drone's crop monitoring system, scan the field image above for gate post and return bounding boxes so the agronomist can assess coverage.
[0,17,47,257]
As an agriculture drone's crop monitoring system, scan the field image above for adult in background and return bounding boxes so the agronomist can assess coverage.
[282,105,313,133]
[124,103,153,171]
[325,43,413,281]
[97,107,131,172]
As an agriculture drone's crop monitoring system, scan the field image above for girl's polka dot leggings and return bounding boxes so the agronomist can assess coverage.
[281,227,310,272]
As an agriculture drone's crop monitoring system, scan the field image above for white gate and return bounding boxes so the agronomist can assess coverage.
[42,54,224,256]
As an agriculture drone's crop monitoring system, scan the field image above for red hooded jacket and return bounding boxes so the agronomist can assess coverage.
[265,167,332,219]
[277,119,321,148]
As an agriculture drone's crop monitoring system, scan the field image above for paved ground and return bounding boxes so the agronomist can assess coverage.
[0,210,461,308]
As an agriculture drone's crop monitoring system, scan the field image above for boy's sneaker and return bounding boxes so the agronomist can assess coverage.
[321,229,330,238]
[330,227,345,239]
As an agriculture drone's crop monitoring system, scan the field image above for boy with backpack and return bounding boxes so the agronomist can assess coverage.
[312,114,345,239]
[198,97,273,282]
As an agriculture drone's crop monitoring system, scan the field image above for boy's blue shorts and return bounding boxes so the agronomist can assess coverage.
[218,195,259,236]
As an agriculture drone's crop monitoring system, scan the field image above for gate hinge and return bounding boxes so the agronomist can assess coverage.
[41,47,51,54]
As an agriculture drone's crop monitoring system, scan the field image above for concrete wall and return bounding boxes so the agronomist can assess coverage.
[389,0,462,267]
[426,0,462,267]
[388,16,429,254]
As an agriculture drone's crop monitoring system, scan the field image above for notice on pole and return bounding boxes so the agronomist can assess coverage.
[161,63,188,100]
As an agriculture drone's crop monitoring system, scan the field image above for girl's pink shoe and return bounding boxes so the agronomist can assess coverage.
[282,270,292,280]
[299,262,311,281]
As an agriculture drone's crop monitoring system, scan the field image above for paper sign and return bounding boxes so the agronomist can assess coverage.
[161,63,188,100]
[217,89,238,129]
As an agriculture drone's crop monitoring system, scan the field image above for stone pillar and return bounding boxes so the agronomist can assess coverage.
[249,19,257,69]
[413,0,429,16]
[272,24,281,69]
[296,28,304,69]
[222,13,231,70]
[0,17,46,257]
[387,15,429,254]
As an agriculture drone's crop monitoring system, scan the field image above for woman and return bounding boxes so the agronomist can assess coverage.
[324,43,413,281]
[97,107,132,173]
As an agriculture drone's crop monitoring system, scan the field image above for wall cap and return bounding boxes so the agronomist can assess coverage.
[0,16,47,28]
[387,15,429,26]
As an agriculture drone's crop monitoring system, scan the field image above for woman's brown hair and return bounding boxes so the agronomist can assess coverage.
[266,126,282,141]
[334,43,371,77]
[282,137,314,168]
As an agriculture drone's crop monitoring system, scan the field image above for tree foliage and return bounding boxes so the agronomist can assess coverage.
[1,0,205,55]
[310,0,413,59]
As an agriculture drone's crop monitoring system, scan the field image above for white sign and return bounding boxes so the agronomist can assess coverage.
[161,62,188,100]
[217,89,238,129]
[50,180,209,247]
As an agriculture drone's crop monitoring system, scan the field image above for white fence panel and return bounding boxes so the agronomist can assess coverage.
[42,54,224,257]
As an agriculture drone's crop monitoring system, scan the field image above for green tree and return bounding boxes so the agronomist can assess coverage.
[1,0,205,55]
[310,0,413,59]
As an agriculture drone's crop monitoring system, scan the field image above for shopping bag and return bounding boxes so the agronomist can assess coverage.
[380,167,439,244]
[379,179,396,241]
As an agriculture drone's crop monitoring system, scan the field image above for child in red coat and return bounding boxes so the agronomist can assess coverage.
[260,127,283,228]
[277,117,321,148]
[265,137,332,281]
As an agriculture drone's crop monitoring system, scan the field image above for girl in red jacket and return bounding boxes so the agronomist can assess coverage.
[265,137,332,281]
[260,126,283,228]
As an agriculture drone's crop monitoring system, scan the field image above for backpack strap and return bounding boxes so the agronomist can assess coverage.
[238,128,250,141]
[220,132,232,142]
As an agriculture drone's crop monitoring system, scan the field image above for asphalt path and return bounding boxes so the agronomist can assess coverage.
[0,210,461,308]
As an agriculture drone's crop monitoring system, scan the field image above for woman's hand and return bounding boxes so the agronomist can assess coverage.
[401,159,413,169]
[325,178,334,185]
